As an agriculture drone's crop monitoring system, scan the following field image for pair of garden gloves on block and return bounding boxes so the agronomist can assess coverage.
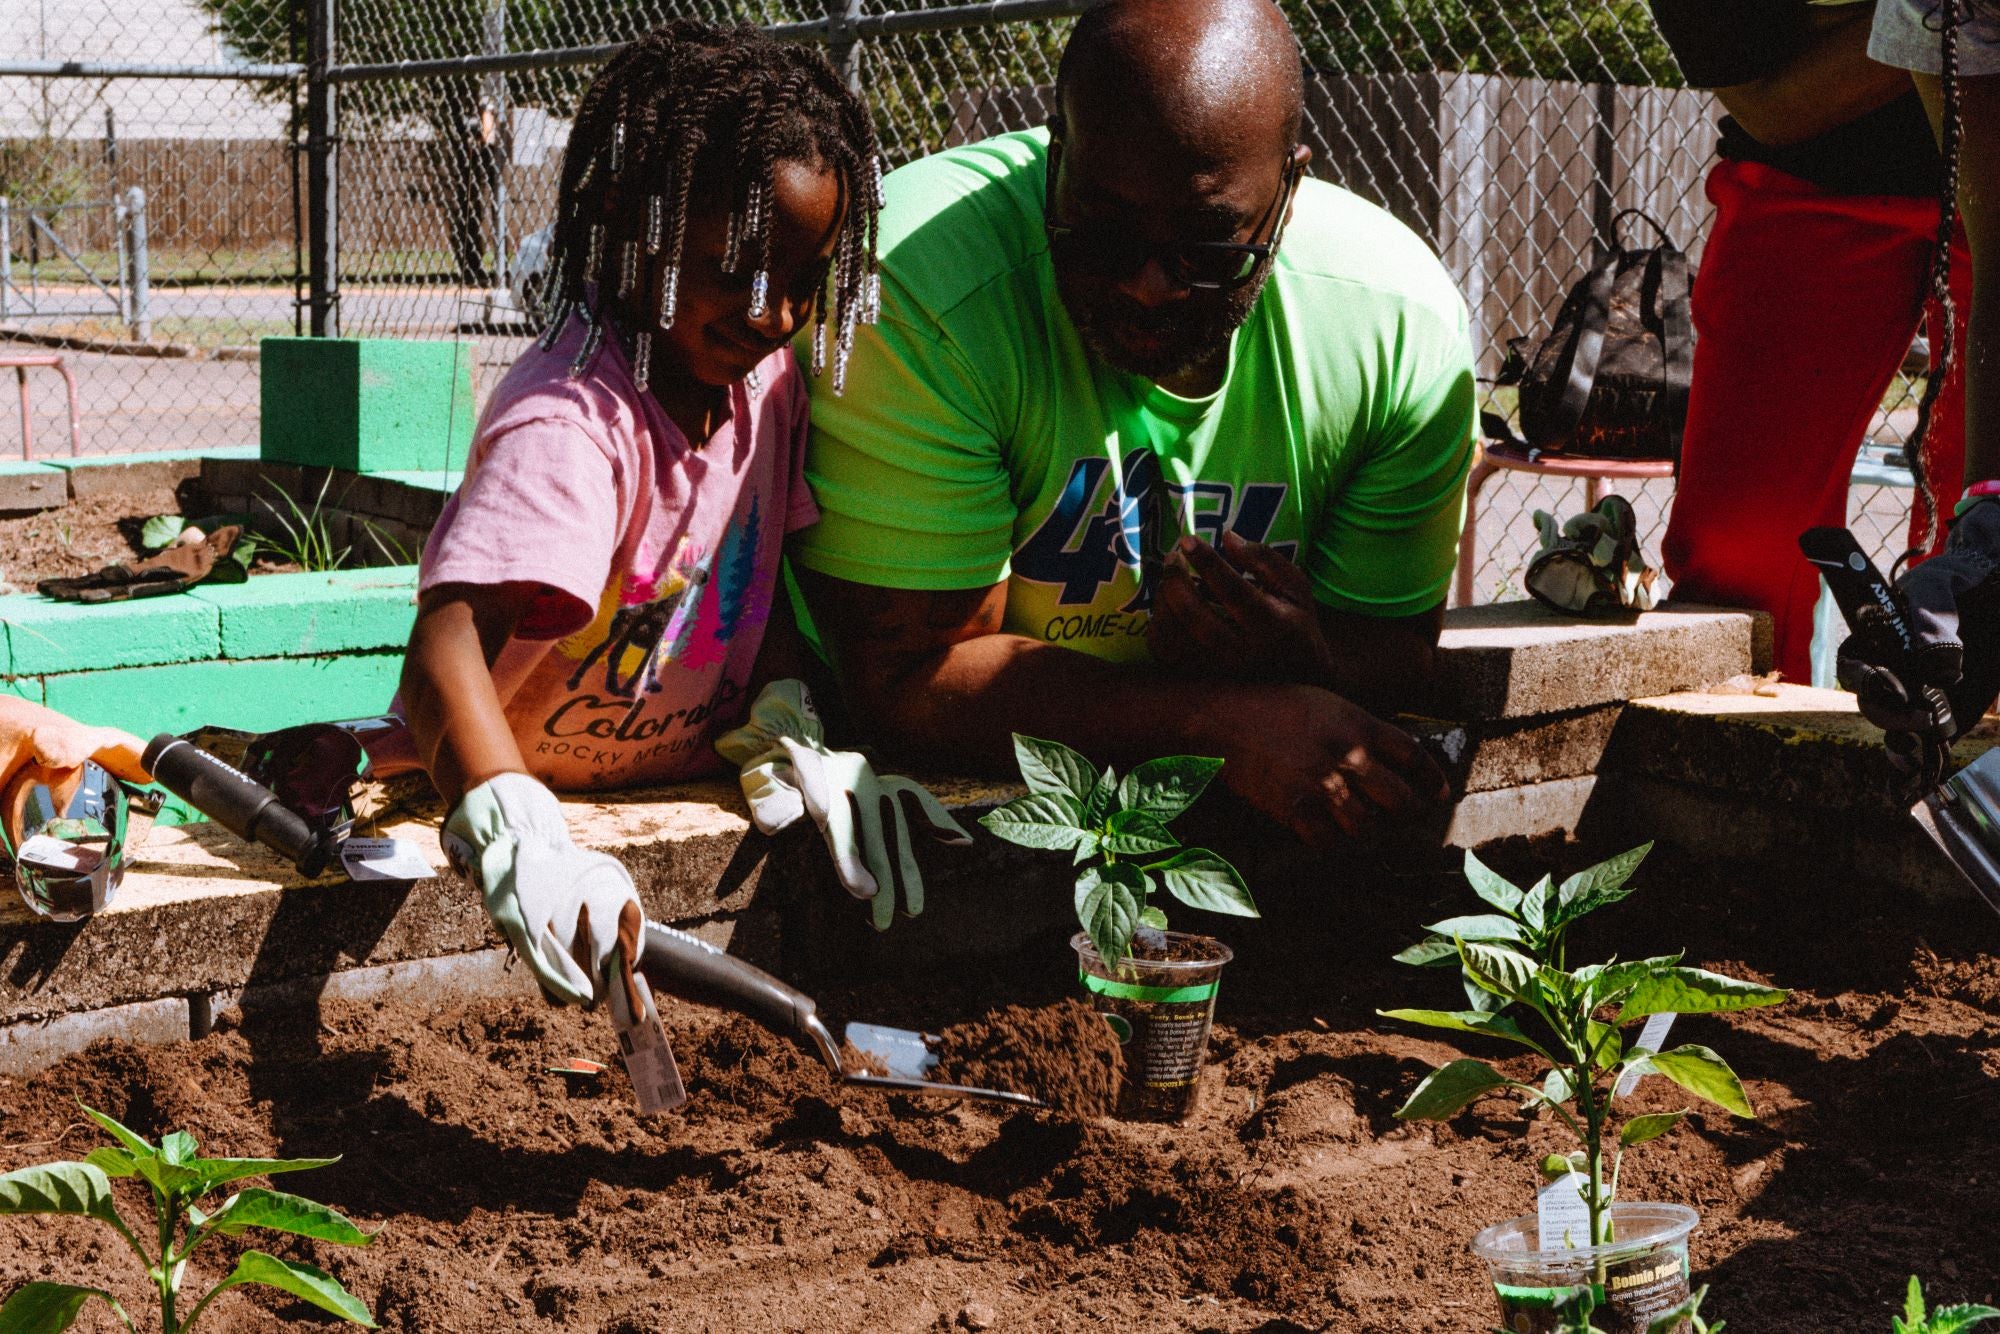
[38,525,246,603]
[443,680,970,1009]
[1525,495,1659,616]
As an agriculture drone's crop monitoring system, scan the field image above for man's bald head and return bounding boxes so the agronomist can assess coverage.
[1056,0,1304,161]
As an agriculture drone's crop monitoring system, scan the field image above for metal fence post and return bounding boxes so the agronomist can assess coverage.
[0,197,12,325]
[306,0,339,337]
[824,0,864,94]
[124,186,151,342]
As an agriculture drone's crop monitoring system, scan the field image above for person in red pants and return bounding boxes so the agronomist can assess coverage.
[1651,0,1967,684]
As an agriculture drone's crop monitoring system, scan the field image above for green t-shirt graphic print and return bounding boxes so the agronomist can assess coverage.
[798,129,1475,664]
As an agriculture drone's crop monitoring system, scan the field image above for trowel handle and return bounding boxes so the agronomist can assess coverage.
[639,920,842,1073]
[143,734,335,877]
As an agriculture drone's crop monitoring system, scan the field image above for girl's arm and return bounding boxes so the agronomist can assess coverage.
[401,582,540,809]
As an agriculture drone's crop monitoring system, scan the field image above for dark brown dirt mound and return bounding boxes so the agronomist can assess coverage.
[931,999,1125,1118]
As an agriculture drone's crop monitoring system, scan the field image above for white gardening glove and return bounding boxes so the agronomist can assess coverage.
[442,772,642,1007]
[714,680,973,930]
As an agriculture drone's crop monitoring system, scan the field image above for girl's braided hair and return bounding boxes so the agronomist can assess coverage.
[541,20,884,393]
[1903,0,1967,571]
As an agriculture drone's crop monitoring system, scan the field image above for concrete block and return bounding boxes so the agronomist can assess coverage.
[0,463,65,513]
[261,337,476,474]
[342,471,452,529]
[370,468,463,495]
[0,591,221,675]
[1435,601,1761,721]
[1439,775,1597,849]
[40,650,405,738]
[209,947,524,1020]
[0,675,42,703]
[198,455,289,503]
[192,567,417,660]
[0,998,189,1076]
[1407,704,1623,794]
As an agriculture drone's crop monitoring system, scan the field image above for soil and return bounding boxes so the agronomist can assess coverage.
[930,1000,1125,1119]
[0,491,298,591]
[6,844,2000,1331]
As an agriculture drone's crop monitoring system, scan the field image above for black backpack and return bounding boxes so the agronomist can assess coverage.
[1485,209,1694,463]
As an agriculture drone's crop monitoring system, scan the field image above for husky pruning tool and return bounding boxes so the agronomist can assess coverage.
[1801,527,2000,914]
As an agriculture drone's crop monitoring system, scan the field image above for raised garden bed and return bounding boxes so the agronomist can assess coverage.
[2,844,1993,1331]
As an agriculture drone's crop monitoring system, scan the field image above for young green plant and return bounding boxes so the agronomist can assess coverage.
[1381,842,1786,1253]
[1895,1276,2000,1333]
[979,734,1257,967]
[0,1102,377,1332]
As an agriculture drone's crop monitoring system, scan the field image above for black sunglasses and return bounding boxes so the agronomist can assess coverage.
[1043,131,1299,291]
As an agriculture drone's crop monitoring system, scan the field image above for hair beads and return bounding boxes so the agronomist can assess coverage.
[658,264,680,330]
[646,195,664,255]
[633,330,653,392]
[610,119,627,176]
[585,224,604,283]
[748,269,770,321]
[723,210,743,274]
[618,240,639,299]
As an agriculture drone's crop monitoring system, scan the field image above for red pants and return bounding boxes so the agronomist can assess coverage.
[1663,159,1970,683]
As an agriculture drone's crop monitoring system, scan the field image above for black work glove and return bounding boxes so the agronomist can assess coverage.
[1836,499,2000,776]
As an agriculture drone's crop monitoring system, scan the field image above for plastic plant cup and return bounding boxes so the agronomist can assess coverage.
[1072,929,1232,1122]
[1471,1202,1699,1334]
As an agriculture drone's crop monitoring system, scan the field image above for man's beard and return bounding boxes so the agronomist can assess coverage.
[1058,261,1274,382]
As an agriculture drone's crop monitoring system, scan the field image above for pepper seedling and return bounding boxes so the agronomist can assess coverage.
[0,1102,377,1331]
[979,734,1257,967]
[1381,842,1787,1251]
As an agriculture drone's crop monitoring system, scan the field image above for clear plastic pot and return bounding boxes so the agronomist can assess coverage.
[1071,930,1232,1122]
[1472,1202,1698,1334]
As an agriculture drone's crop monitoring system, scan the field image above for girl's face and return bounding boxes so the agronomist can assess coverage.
[626,157,847,391]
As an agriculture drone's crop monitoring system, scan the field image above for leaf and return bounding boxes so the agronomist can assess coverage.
[1554,841,1653,922]
[1462,849,1524,915]
[203,1187,373,1246]
[1076,864,1145,966]
[160,1131,198,1166]
[1422,914,1525,943]
[1585,1020,1623,1070]
[1619,1111,1686,1147]
[191,1156,341,1194]
[1633,1044,1756,1118]
[978,793,1090,850]
[82,1148,134,1179]
[1009,734,1098,803]
[1392,937,1459,967]
[79,1104,153,1159]
[1101,809,1180,856]
[1464,976,1509,1014]
[221,1251,377,1327]
[1151,848,1258,918]
[1377,1008,1551,1057]
[139,514,185,551]
[1538,1066,1573,1108]
[1083,766,1119,826]
[0,1283,117,1333]
[1394,1058,1510,1121]
[1578,955,1684,1009]
[1070,833,1101,865]
[0,1162,122,1227]
[1518,874,1556,932]
[1930,1305,2000,1333]
[1138,905,1168,930]
[1615,968,1788,1023]
[1458,940,1539,1005]
[1116,755,1223,822]
[1908,1276,1930,1328]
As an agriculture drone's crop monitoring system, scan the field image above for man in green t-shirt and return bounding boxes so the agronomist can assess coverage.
[795,0,1475,847]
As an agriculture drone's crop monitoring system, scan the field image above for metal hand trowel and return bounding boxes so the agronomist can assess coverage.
[2,762,161,920]
[1802,526,2000,910]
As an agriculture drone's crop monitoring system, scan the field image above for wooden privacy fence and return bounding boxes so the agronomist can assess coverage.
[952,71,1724,375]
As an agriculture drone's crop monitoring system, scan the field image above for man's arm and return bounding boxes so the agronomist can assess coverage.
[796,567,1448,846]
[1715,6,1911,147]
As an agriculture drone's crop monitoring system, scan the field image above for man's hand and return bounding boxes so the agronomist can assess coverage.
[443,771,644,1007]
[1148,531,1338,685]
[1205,683,1452,847]
[1837,500,2000,787]
[715,680,973,930]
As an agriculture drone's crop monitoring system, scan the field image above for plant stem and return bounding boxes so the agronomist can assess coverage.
[156,1194,177,1334]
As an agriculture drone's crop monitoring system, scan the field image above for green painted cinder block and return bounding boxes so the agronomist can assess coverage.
[41,651,405,739]
[1,675,43,703]
[192,566,418,660]
[0,592,221,676]
[261,337,477,475]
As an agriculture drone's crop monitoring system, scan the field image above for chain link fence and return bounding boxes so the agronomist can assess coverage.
[0,0,1928,606]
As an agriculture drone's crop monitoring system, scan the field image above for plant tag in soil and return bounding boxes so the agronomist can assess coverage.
[1615,1012,1677,1098]
[612,969,686,1115]
[339,837,435,882]
[1536,1170,1594,1250]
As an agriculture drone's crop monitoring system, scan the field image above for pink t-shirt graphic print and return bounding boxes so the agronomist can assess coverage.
[419,313,817,790]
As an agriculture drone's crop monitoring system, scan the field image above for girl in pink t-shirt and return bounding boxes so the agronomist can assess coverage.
[394,24,961,1012]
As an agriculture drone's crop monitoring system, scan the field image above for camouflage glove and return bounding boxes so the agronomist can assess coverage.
[1525,495,1658,616]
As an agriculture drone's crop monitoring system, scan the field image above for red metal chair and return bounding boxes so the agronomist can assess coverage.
[0,352,83,459]
[1455,440,1674,607]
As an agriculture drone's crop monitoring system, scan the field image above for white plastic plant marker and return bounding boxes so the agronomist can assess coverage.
[339,836,435,882]
[613,968,686,1115]
[1536,1170,1594,1250]
[845,1021,937,1080]
[1615,1012,1677,1098]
